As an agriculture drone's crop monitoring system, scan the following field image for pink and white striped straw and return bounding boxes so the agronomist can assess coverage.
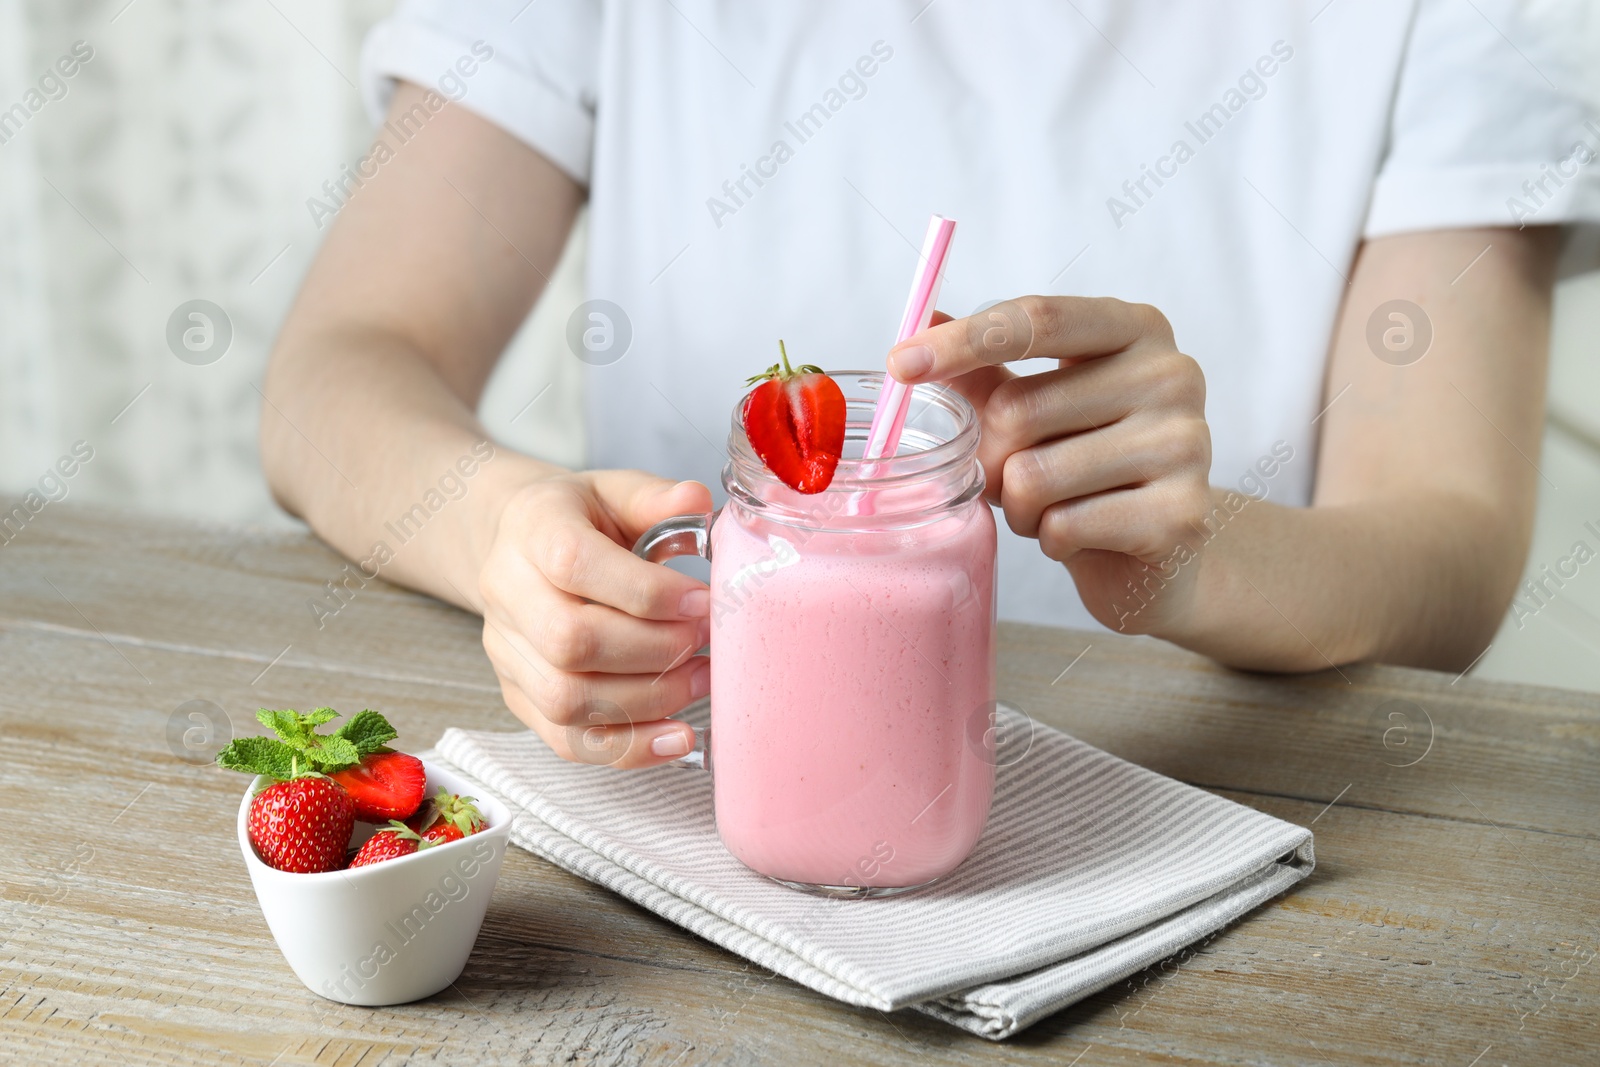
[862,214,957,461]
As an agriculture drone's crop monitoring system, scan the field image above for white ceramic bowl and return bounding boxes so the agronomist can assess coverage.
[237,757,510,1005]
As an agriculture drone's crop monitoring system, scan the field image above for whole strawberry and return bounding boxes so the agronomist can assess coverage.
[348,822,426,868]
[247,776,355,874]
[743,341,846,494]
[406,790,487,845]
[217,707,411,874]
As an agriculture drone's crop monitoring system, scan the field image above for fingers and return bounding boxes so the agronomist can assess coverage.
[503,564,709,674]
[589,469,714,543]
[493,664,701,770]
[887,296,1173,384]
[979,353,1202,456]
[485,617,708,723]
[483,618,706,766]
[937,363,1014,429]
[481,471,716,770]
[532,517,711,621]
[1035,478,1215,565]
[997,413,1210,533]
[495,476,711,622]
[995,405,1211,556]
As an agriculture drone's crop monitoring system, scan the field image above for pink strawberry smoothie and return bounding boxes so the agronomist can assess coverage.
[707,498,997,889]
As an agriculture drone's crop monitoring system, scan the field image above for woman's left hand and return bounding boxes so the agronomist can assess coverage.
[886,296,1214,633]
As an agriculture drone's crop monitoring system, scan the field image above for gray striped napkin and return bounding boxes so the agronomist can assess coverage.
[431,703,1313,1040]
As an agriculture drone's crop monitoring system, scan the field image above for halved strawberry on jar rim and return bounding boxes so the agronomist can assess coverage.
[742,341,846,495]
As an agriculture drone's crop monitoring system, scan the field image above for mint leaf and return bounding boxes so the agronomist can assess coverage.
[257,708,313,747]
[303,734,361,771]
[233,707,387,775]
[334,710,398,756]
[304,707,340,728]
[216,736,295,779]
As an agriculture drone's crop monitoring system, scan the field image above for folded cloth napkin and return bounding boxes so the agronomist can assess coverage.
[430,704,1313,1040]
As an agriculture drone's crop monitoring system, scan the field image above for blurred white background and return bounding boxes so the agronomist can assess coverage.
[1,0,1597,691]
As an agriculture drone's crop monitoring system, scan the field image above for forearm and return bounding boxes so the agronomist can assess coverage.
[258,81,584,612]
[1156,486,1521,672]
[1154,228,1557,674]
[260,326,560,612]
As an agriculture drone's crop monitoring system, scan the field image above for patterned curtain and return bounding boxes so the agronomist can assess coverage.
[0,0,585,528]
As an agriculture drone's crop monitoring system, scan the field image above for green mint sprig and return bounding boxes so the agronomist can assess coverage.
[215,708,398,779]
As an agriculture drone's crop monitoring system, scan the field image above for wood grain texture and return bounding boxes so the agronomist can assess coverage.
[1,505,1596,1066]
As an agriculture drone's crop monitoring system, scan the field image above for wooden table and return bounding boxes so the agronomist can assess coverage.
[2,505,1596,1066]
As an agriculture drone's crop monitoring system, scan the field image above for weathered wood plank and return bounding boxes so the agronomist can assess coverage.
[3,622,1598,1065]
[0,504,496,692]
[996,625,1600,840]
[4,506,1597,837]
[3,506,1598,1065]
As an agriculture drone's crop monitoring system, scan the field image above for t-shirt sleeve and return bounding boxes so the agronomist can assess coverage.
[1363,0,1600,237]
[359,0,601,185]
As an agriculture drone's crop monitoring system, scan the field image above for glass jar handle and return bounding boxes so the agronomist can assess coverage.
[632,510,718,770]
[633,509,717,567]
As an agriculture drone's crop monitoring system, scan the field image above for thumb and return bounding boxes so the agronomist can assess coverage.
[591,470,714,542]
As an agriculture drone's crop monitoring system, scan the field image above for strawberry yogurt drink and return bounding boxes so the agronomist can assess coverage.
[637,373,998,896]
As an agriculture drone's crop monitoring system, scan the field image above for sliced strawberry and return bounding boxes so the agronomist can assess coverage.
[742,341,846,494]
[405,790,487,845]
[329,750,428,823]
[248,777,355,874]
[348,822,426,868]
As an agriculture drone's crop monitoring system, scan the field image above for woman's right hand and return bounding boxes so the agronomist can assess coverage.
[477,471,714,768]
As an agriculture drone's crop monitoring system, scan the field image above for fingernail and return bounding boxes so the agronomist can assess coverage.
[679,588,709,619]
[690,659,711,699]
[651,729,692,758]
[697,618,712,650]
[890,344,934,381]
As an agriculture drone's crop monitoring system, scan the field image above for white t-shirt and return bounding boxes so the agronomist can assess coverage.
[361,0,1600,630]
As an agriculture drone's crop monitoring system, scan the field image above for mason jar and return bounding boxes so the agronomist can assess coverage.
[635,372,997,896]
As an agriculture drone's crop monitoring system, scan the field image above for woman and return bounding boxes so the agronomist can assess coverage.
[261,1,1599,766]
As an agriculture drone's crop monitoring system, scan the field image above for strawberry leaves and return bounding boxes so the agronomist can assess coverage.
[410,789,486,840]
[215,708,399,780]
